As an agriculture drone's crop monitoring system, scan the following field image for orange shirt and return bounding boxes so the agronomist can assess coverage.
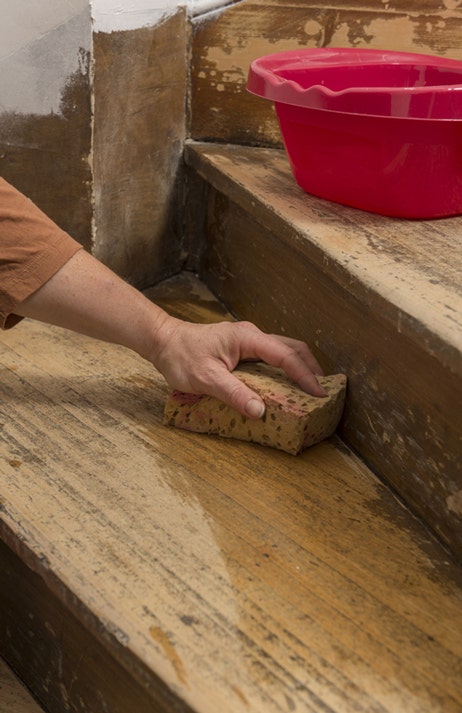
[0,177,82,328]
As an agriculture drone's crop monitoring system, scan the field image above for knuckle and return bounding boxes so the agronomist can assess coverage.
[226,382,252,413]
[236,320,258,332]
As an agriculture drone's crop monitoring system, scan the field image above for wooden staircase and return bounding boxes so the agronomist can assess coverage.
[0,658,45,713]
[1,1,462,712]
[1,270,461,713]
[184,140,462,560]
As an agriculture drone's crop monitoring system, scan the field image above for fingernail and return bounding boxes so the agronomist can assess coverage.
[246,398,265,419]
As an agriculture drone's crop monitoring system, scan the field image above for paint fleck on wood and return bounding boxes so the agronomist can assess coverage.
[149,626,189,687]
[190,0,462,145]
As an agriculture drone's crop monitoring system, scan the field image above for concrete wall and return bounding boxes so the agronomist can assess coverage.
[0,0,241,282]
[0,0,91,115]
[88,0,237,285]
[0,0,236,115]
[0,0,93,248]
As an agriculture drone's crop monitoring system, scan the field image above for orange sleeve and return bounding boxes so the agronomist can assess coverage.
[0,177,83,329]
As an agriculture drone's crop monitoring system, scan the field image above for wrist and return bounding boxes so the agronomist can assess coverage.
[141,308,181,370]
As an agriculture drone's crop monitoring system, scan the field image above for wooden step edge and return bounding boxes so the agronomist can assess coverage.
[183,143,462,560]
[0,657,46,713]
[0,534,193,713]
[1,274,461,713]
[184,140,462,378]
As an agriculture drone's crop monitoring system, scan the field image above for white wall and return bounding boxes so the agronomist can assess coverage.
[190,0,236,16]
[0,0,90,114]
[90,0,184,32]
[0,0,87,59]
[90,0,235,31]
[0,0,236,113]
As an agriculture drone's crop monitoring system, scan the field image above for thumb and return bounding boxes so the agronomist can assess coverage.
[208,368,266,420]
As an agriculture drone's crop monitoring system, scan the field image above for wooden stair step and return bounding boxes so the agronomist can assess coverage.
[0,659,46,713]
[1,273,461,713]
[184,140,462,561]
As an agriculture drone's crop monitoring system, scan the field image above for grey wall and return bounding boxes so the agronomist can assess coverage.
[0,0,91,115]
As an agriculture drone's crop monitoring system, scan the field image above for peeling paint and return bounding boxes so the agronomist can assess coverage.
[149,626,188,686]
[443,0,462,9]
[330,15,416,51]
[304,19,324,39]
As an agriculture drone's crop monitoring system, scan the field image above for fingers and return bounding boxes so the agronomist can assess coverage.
[234,322,327,397]
[275,343,327,397]
[153,318,327,420]
[194,363,266,419]
[269,334,324,377]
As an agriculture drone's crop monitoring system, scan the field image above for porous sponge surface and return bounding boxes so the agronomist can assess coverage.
[163,363,347,455]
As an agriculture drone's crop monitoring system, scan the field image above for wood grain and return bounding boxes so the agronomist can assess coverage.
[190,0,462,145]
[0,658,45,713]
[92,11,187,287]
[185,142,462,559]
[0,274,461,713]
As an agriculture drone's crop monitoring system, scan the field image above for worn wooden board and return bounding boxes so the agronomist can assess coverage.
[190,0,462,144]
[185,142,462,559]
[92,11,188,287]
[0,658,45,713]
[0,274,461,713]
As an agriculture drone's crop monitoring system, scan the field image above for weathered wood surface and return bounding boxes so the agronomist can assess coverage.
[185,141,462,559]
[0,658,45,713]
[92,10,188,287]
[190,0,462,144]
[0,274,461,713]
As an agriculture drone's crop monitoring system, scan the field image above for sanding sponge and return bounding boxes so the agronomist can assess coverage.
[163,363,347,455]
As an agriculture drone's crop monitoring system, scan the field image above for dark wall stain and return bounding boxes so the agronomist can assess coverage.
[92,12,188,288]
[0,48,92,250]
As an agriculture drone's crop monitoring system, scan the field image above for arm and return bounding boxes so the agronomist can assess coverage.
[15,249,326,418]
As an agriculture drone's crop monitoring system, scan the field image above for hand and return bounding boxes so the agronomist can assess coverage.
[151,317,326,419]
[14,250,325,420]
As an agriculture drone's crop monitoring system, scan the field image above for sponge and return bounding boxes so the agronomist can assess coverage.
[163,363,347,455]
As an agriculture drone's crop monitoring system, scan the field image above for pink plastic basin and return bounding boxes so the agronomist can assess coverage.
[247,48,462,218]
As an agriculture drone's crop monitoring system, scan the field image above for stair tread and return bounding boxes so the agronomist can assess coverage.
[185,141,462,375]
[0,659,45,713]
[186,141,462,560]
[1,273,461,713]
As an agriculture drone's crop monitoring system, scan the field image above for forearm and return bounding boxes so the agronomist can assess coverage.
[15,249,326,418]
[14,249,172,362]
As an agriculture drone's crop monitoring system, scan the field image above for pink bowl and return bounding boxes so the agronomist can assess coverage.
[247,48,462,218]
[247,47,462,119]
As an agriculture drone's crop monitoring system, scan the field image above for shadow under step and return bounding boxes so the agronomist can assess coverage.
[184,140,462,562]
[1,273,461,713]
[0,658,46,713]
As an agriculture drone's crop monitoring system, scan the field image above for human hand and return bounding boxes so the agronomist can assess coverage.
[151,317,326,419]
[12,246,324,420]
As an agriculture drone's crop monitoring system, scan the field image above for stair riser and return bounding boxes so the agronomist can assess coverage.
[0,539,187,713]
[197,187,462,558]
